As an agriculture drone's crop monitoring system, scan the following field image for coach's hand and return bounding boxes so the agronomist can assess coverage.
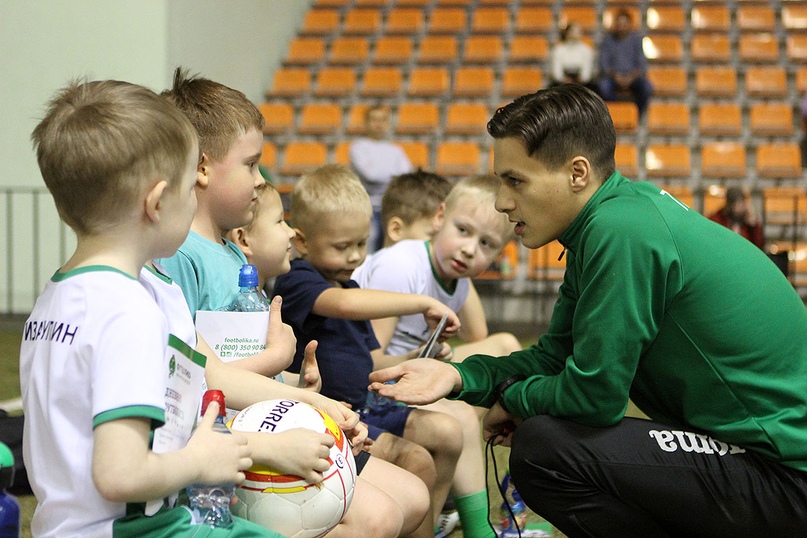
[483,402,521,447]
[368,358,462,406]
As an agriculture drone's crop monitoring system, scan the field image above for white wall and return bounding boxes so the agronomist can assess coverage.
[0,0,310,312]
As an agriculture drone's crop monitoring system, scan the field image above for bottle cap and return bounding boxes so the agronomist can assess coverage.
[202,390,227,417]
[238,264,260,288]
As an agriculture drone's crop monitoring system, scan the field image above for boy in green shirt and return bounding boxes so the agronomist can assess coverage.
[370,84,807,536]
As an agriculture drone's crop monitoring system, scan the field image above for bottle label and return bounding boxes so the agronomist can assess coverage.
[148,334,207,515]
[195,311,270,362]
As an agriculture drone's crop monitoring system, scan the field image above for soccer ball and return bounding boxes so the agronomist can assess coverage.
[228,399,357,538]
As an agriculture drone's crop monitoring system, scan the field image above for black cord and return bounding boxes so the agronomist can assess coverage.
[485,435,523,538]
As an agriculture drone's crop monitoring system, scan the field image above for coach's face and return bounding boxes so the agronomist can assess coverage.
[493,136,594,249]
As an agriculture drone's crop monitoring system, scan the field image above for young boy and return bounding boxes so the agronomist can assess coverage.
[21,79,276,537]
[378,170,452,249]
[273,164,473,537]
[371,84,807,536]
[356,174,520,363]
[355,174,519,538]
[226,182,434,537]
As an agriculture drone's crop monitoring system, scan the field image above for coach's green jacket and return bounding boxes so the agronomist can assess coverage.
[453,171,807,471]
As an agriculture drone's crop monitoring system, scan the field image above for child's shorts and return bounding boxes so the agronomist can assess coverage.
[360,404,413,439]
[113,505,285,537]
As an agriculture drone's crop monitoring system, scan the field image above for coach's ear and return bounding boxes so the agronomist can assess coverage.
[569,156,592,194]
[291,228,308,256]
[144,179,169,224]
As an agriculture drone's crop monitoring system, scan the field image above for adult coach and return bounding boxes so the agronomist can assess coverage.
[369,85,807,537]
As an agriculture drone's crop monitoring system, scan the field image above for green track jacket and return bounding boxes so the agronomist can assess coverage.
[454,172,807,471]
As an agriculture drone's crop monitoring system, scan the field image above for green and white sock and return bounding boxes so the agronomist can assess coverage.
[454,491,495,538]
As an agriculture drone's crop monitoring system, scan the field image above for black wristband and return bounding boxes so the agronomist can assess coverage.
[494,374,526,413]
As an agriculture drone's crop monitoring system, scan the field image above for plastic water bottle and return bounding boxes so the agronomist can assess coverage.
[232,264,270,312]
[186,390,235,528]
[498,471,526,537]
[0,442,20,538]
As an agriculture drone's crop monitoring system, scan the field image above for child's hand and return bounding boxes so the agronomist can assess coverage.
[265,429,335,484]
[433,342,453,362]
[304,395,368,452]
[187,402,253,486]
[265,296,296,370]
[423,301,460,340]
[297,340,322,392]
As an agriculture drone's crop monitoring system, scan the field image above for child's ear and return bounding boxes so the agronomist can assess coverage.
[386,216,405,244]
[434,202,446,230]
[144,180,168,224]
[197,153,211,189]
[230,227,252,256]
[291,228,307,255]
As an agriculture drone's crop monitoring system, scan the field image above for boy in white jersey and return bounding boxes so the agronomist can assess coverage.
[21,80,279,537]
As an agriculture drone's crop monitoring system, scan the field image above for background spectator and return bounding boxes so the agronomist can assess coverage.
[598,9,653,116]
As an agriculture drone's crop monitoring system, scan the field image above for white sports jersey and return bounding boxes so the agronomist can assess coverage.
[140,262,197,349]
[20,267,169,538]
[352,240,469,356]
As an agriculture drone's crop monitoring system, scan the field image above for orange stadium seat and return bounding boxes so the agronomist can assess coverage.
[445,102,490,135]
[260,142,277,172]
[397,0,431,5]
[407,67,450,97]
[645,144,691,179]
[471,8,510,34]
[418,36,458,63]
[763,187,807,227]
[750,102,795,137]
[509,36,549,63]
[559,7,598,32]
[643,35,684,63]
[614,143,639,178]
[329,37,369,65]
[607,102,639,134]
[702,184,726,217]
[361,67,402,97]
[528,241,566,282]
[463,35,503,63]
[647,66,687,97]
[334,141,350,165]
[698,102,742,137]
[738,33,779,63]
[399,141,431,169]
[385,8,423,34]
[428,8,467,34]
[373,36,412,64]
[700,142,747,179]
[314,67,356,97]
[797,67,807,93]
[436,141,482,177]
[737,5,776,32]
[691,5,731,32]
[501,67,544,97]
[695,67,737,98]
[280,142,328,176]
[787,35,807,63]
[515,7,554,34]
[343,9,382,35]
[284,37,326,66]
[298,103,342,135]
[690,34,731,63]
[646,6,686,33]
[647,102,690,136]
[346,103,371,134]
[267,68,311,97]
[437,0,473,6]
[301,10,340,35]
[745,67,787,98]
[396,103,440,135]
[782,5,807,32]
[355,0,388,5]
[313,0,349,7]
[453,67,495,97]
[479,0,512,4]
[259,102,295,135]
[757,144,802,179]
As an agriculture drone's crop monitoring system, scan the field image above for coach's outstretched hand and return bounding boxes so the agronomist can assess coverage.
[368,358,463,406]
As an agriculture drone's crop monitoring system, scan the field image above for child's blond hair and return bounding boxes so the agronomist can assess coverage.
[380,170,452,231]
[444,174,514,243]
[31,79,198,235]
[162,67,264,162]
[290,164,372,234]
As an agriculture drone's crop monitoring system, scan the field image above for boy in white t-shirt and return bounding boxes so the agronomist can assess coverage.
[21,80,278,537]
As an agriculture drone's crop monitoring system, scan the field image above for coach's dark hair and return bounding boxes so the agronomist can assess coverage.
[487,84,616,179]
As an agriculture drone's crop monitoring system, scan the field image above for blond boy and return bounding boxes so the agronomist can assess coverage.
[273,164,470,537]
[21,79,277,537]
